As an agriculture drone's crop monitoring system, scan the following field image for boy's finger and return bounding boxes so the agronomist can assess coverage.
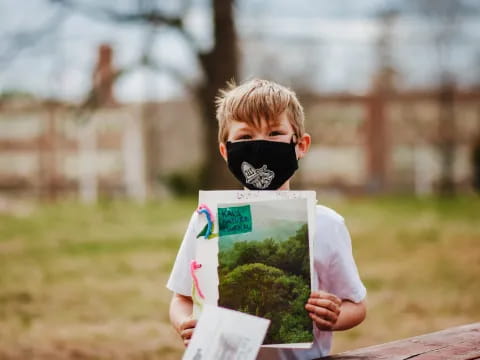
[310,291,341,306]
[309,312,334,331]
[307,298,340,314]
[305,304,338,323]
[180,318,197,331]
[180,328,195,340]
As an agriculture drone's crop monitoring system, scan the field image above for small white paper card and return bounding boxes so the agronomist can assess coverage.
[182,304,270,360]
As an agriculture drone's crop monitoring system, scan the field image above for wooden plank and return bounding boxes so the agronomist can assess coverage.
[318,323,480,360]
[0,133,121,151]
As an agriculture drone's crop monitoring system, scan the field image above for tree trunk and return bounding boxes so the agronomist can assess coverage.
[197,0,239,190]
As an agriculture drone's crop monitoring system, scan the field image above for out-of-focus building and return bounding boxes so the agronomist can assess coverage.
[1,43,479,199]
[0,97,203,199]
[0,90,479,198]
[300,90,480,195]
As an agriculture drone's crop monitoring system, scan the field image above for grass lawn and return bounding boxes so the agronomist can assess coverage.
[0,195,479,359]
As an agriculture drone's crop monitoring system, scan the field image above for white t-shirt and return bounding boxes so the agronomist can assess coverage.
[166,204,367,359]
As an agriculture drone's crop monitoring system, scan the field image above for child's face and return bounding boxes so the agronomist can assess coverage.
[219,112,311,190]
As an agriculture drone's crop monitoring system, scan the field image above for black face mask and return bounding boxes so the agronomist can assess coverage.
[226,138,298,190]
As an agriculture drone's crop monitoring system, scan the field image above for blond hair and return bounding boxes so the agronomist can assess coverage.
[215,79,305,143]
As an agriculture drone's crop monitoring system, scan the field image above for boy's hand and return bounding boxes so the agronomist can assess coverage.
[305,291,342,331]
[178,318,197,347]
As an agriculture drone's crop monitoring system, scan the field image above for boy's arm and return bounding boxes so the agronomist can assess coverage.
[333,299,366,331]
[169,293,196,346]
[306,291,366,331]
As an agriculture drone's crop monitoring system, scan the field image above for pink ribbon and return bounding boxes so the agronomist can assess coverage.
[190,260,205,299]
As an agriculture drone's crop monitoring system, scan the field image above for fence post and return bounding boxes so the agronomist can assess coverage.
[365,84,389,193]
[122,115,147,202]
[78,117,98,203]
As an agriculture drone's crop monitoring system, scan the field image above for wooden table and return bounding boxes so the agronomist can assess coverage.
[318,323,480,360]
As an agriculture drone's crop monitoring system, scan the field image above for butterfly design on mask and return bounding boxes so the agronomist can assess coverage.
[241,161,275,190]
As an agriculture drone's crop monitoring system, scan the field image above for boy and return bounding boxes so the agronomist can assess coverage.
[167,79,366,359]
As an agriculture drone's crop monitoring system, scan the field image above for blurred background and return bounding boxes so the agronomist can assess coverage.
[0,0,479,359]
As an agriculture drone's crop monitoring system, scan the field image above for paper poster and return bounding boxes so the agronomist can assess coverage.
[182,304,270,360]
[217,198,313,344]
[192,191,317,348]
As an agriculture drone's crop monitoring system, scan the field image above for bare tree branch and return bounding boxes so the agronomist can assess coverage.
[50,0,202,51]
[0,7,68,66]
[141,56,198,93]
[51,0,180,26]
[50,0,205,69]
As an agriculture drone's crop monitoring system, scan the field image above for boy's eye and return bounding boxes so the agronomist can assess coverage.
[237,134,252,140]
[269,131,283,136]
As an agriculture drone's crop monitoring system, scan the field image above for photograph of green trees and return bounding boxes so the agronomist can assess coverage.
[217,199,313,345]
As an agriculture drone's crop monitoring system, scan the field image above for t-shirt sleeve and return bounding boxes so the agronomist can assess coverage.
[166,211,198,296]
[324,218,367,303]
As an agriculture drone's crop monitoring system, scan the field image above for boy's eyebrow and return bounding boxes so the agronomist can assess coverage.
[266,120,286,130]
[269,121,284,128]
[232,123,253,132]
[230,117,284,132]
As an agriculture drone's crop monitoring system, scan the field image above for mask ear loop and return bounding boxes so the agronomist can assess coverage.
[292,134,301,160]
[291,134,298,145]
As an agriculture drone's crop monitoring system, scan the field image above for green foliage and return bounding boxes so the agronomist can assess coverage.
[218,224,312,344]
[160,168,202,196]
[219,263,283,315]
[219,224,310,281]
[219,263,311,344]
[273,224,310,280]
[278,313,312,343]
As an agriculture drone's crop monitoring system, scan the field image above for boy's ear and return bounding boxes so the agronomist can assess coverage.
[296,133,311,160]
[219,142,228,162]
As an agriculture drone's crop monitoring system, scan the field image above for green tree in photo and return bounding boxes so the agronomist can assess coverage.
[218,237,280,273]
[265,272,311,343]
[218,262,311,344]
[275,224,310,281]
[219,263,284,316]
[219,224,309,279]
[218,223,312,343]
